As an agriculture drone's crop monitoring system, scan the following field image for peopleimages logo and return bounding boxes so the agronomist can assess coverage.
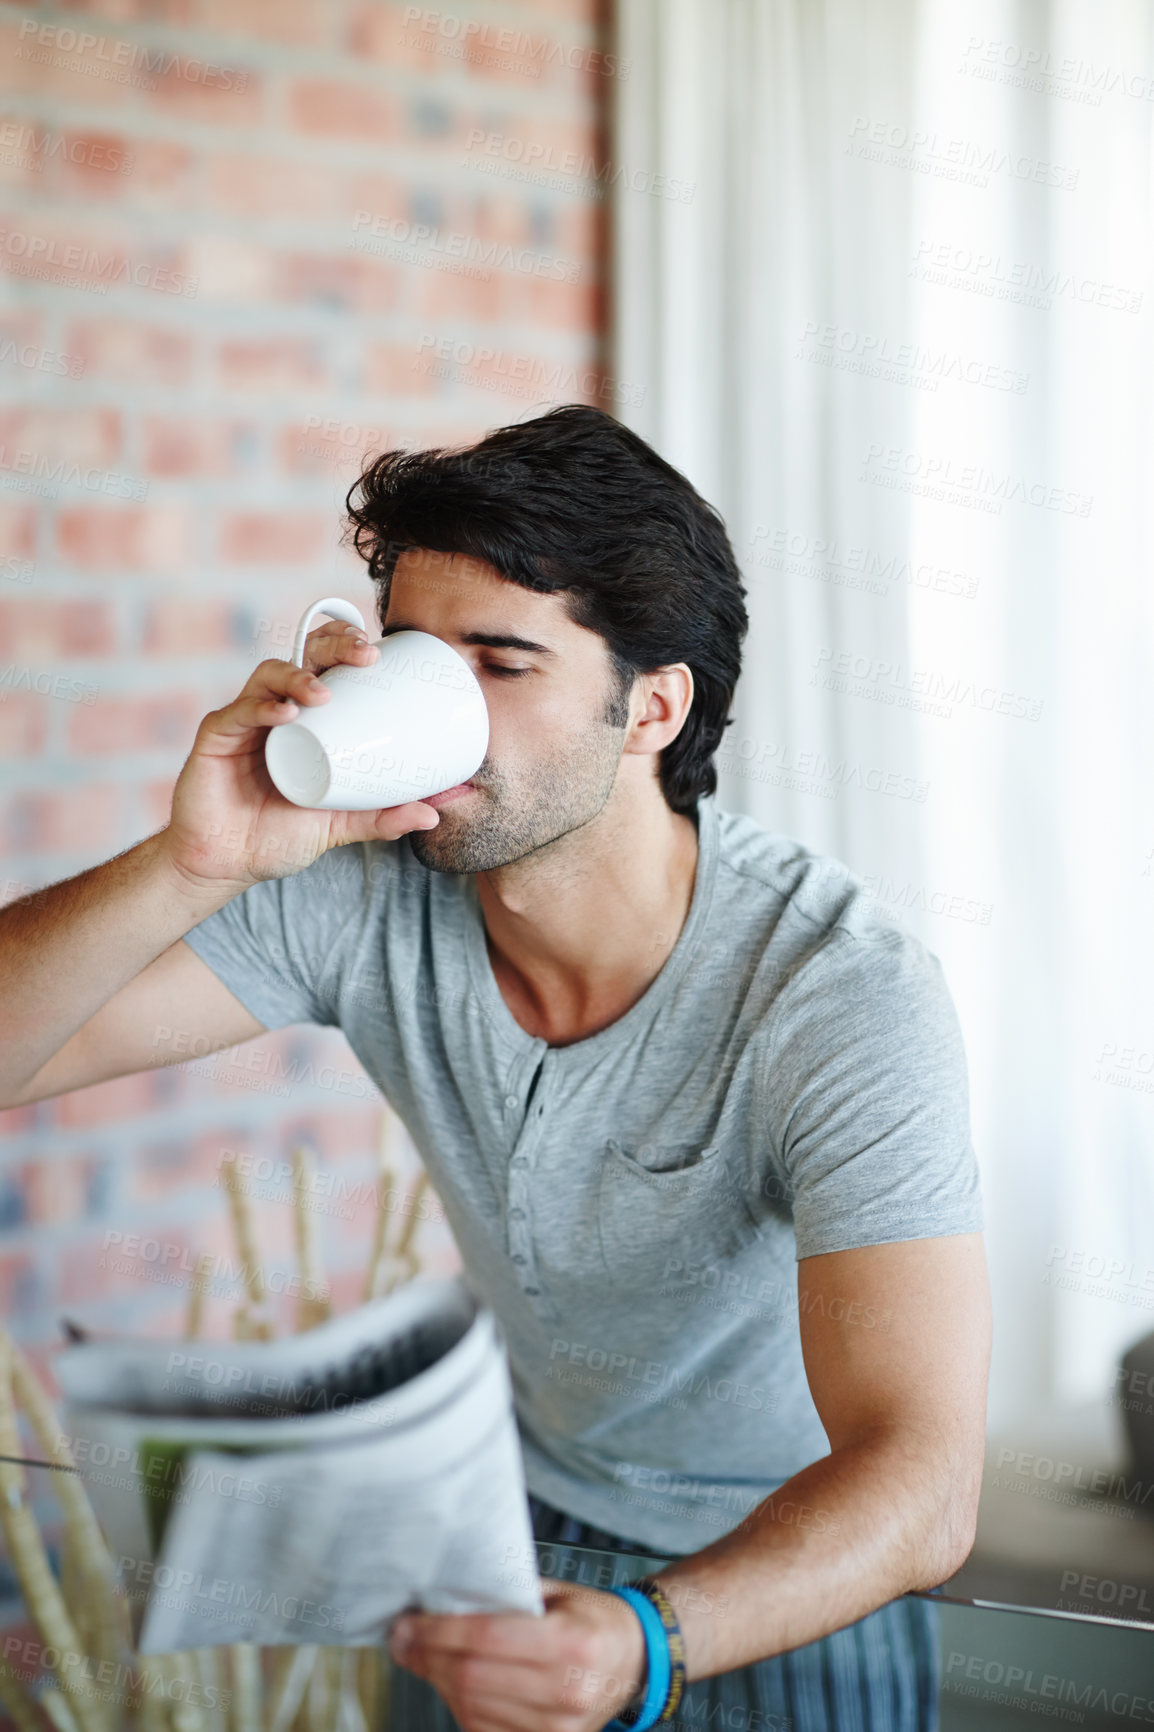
[0,226,197,297]
[115,1556,345,1631]
[462,129,695,203]
[350,210,582,283]
[0,120,134,173]
[16,18,250,90]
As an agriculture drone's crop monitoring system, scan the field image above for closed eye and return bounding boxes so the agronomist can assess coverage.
[485,665,533,678]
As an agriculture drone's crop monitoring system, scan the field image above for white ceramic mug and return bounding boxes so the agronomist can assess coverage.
[264,597,489,810]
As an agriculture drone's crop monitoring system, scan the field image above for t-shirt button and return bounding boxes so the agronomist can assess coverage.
[512,1253,527,1265]
[504,1094,518,1109]
[524,1286,540,1296]
[511,1155,529,1169]
[509,1206,526,1221]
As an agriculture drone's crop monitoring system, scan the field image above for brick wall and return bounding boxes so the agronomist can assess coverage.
[0,0,610,1616]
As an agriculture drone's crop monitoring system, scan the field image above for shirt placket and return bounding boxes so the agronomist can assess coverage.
[504,1048,559,1322]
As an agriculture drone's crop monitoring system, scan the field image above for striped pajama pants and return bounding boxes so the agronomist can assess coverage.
[386,1495,941,1732]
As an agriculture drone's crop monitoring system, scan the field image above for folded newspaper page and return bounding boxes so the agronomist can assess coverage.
[54,1275,544,1652]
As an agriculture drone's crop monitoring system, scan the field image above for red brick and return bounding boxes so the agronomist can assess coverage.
[55,503,191,572]
[142,59,262,127]
[0,118,40,192]
[0,212,193,301]
[49,0,195,23]
[218,511,331,564]
[289,78,399,143]
[0,500,38,560]
[183,233,273,301]
[74,135,196,205]
[555,200,603,259]
[128,1127,249,1202]
[0,1245,44,1324]
[58,1225,205,1307]
[278,416,391,478]
[0,16,136,107]
[274,248,399,315]
[206,150,350,221]
[0,304,44,354]
[141,774,178,830]
[141,414,260,478]
[217,335,326,393]
[47,129,140,198]
[528,271,602,330]
[0,406,122,470]
[269,1103,382,1164]
[65,317,195,386]
[363,339,440,397]
[19,1155,110,1227]
[348,3,439,71]
[53,1069,167,1131]
[196,0,333,47]
[414,267,506,324]
[359,8,608,91]
[69,690,203,754]
[415,263,600,330]
[0,598,116,660]
[0,691,50,754]
[2,782,125,854]
[0,1100,47,1138]
[459,109,598,163]
[508,0,601,20]
[140,596,248,655]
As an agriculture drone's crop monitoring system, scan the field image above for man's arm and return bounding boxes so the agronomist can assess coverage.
[1,903,267,1109]
[391,1230,991,1729]
[0,842,267,1108]
[0,618,441,1110]
[655,1229,992,1676]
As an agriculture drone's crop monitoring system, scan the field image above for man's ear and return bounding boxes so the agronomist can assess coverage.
[624,664,694,757]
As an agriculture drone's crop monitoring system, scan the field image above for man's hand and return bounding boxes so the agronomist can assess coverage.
[162,618,441,894]
[389,1583,647,1732]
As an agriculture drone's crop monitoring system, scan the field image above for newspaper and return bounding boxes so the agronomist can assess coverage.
[54,1275,544,1652]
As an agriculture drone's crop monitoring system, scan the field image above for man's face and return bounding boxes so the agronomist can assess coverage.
[381,548,635,874]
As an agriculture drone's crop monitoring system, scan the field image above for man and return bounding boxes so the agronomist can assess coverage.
[0,405,990,1731]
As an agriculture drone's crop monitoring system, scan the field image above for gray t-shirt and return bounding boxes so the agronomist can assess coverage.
[182,794,983,1554]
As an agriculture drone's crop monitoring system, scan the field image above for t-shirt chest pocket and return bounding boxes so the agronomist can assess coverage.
[597,1138,763,1287]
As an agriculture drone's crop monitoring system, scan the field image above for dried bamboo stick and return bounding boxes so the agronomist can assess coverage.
[392,1172,428,1273]
[291,1149,331,1333]
[0,1340,108,1732]
[361,1113,403,1303]
[184,1275,206,1343]
[38,1690,79,1732]
[163,1650,207,1732]
[133,1659,171,1732]
[304,1648,343,1732]
[334,1650,365,1732]
[267,1647,315,1732]
[186,1649,225,1732]
[227,1644,261,1732]
[220,1159,273,1341]
[7,1336,132,1681]
[0,1664,49,1732]
[353,1650,382,1732]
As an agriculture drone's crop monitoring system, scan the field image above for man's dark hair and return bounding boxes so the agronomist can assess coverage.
[344,403,747,815]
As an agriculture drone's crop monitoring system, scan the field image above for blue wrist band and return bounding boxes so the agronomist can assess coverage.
[604,1586,671,1731]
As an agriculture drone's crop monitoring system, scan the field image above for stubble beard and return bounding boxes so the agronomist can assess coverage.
[407,725,628,876]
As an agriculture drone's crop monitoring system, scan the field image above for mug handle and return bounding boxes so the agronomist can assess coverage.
[289,597,368,669]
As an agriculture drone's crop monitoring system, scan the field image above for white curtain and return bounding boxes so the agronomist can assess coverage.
[613,0,1154,1454]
